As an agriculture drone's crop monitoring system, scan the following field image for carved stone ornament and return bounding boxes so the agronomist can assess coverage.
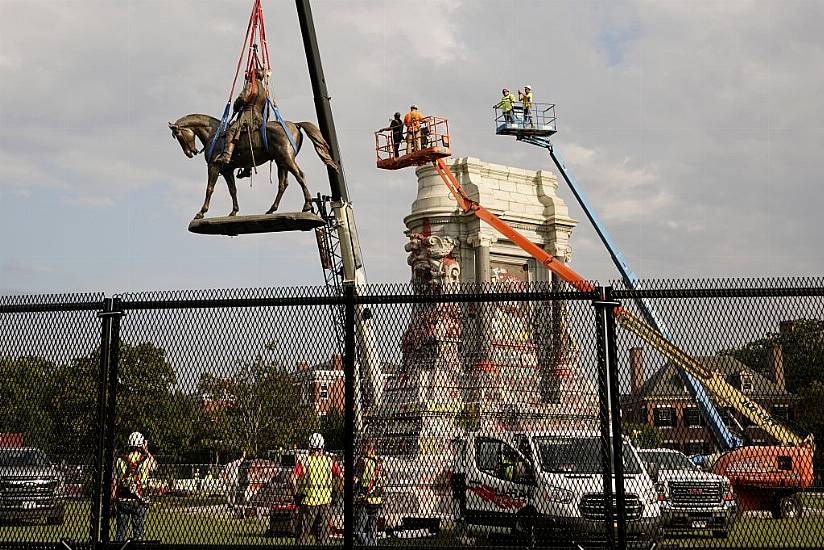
[405,234,461,285]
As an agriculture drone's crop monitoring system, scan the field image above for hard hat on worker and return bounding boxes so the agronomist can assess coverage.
[128,432,145,448]
[410,104,418,110]
[309,432,325,450]
[524,85,532,90]
[502,88,509,94]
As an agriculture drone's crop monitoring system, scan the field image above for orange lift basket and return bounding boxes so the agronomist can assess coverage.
[375,116,451,170]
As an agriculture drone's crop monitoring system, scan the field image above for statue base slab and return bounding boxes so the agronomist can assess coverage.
[188,212,324,236]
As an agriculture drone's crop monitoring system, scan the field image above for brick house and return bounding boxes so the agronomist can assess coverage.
[622,347,799,455]
[293,354,345,418]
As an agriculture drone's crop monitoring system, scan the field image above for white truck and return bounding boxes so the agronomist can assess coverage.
[450,430,662,549]
[637,448,738,538]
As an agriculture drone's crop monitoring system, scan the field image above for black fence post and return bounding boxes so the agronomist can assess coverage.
[343,283,356,550]
[593,286,616,549]
[90,297,114,546]
[603,286,627,550]
[99,297,124,545]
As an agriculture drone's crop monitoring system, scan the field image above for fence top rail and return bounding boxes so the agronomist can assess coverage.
[612,287,824,299]
[0,292,105,314]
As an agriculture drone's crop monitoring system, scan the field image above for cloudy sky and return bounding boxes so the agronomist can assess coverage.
[1,0,823,296]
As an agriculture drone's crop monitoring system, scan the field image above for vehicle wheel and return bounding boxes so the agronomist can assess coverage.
[778,494,803,519]
[514,516,535,548]
[712,530,728,539]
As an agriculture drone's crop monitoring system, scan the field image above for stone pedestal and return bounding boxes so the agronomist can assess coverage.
[379,157,598,458]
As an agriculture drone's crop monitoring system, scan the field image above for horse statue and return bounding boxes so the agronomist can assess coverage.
[169,114,338,219]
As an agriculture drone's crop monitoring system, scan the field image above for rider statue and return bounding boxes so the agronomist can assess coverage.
[214,66,269,176]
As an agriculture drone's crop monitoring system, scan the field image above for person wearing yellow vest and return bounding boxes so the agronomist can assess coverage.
[112,432,157,542]
[354,439,384,546]
[291,432,342,545]
[518,85,534,127]
[404,105,425,153]
[494,89,517,124]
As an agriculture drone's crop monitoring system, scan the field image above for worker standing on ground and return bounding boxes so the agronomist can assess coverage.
[112,432,157,542]
[519,85,533,127]
[354,439,384,546]
[292,432,343,545]
[389,112,404,157]
[214,67,269,171]
[404,105,425,153]
[495,88,517,124]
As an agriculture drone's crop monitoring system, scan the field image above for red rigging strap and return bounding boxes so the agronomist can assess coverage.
[228,0,272,102]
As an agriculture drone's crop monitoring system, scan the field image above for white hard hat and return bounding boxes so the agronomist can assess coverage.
[128,432,145,448]
[309,432,325,449]
[410,104,418,110]
[524,85,532,90]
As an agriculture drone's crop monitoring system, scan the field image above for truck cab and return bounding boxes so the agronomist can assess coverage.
[451,430,661,549]
[638,448,737,538]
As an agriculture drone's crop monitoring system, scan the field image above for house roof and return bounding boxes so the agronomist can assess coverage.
[632,355,794,400]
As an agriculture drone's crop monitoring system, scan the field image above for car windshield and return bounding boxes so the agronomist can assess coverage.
[0,449,49,467]
[534,437,643,474]
[638,450,696,471]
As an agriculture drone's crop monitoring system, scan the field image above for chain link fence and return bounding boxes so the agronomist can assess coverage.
[0,279,822,549]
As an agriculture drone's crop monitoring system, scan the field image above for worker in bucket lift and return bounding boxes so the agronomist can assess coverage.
[404,105,425,153]
[519,85,533,127]
[389,112,404,157]
[495,88,517,124]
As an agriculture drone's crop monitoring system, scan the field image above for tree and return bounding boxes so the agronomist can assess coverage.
[0,356,57,453]
[197,357,318,457]
[320,408,345,452]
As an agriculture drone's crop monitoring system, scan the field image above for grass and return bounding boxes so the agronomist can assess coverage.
[3,499,824,547]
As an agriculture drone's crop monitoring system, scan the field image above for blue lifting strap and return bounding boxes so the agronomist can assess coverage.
[262,98,298,155]
[207,103,233,163]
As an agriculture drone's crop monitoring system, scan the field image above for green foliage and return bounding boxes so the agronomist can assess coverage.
[197,356,318,457]
[0,356,57,453]
[320,408,345,451]
[623,421,664,449]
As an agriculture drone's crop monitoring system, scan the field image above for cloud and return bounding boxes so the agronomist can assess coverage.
[2,0,824,295]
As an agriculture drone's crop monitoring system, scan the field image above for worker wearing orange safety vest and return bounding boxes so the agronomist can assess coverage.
[404,105,425,153]
[354,439,384,546]
[292,433,343,545]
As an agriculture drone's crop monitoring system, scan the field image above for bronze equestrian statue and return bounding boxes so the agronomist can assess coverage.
[169,114,336,219]
[169,66,337,219]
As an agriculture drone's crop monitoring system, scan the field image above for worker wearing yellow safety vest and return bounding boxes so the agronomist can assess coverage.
[291,432,342,545]
[494,89,517,124]
[354,439,384,546]
[518,85,533,127]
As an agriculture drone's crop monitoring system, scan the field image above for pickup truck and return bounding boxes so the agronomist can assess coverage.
[638,448,738,538]
[0,447,64,525]
[451,430,661,549]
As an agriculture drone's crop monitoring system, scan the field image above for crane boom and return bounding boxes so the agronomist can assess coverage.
[433,158,812,450]
[518,134,743,451]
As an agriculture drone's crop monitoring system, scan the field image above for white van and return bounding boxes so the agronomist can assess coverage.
[451,430,662,549]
